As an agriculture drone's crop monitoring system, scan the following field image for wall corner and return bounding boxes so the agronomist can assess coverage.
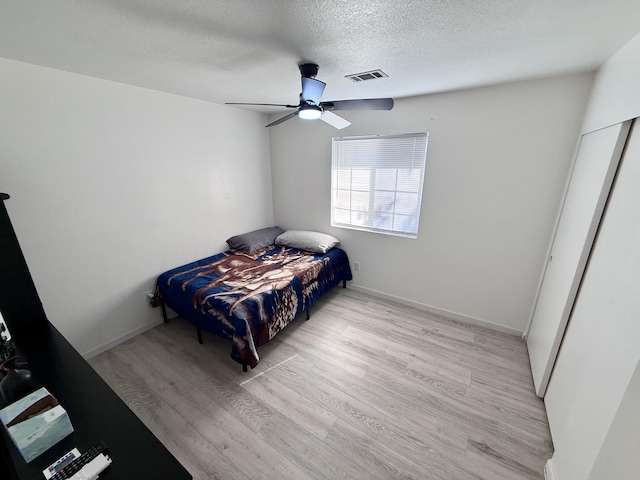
[544,458,558,480]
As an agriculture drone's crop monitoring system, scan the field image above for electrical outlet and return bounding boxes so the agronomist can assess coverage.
[145,291,155,303]
[353,262,360,272]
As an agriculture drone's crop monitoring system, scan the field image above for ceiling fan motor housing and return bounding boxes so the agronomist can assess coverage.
[299,63,319,78]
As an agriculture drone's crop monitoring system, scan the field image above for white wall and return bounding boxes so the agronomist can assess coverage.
[270,73,592,334]
[582,31,640,134]
[0,57,273,357]
[544,31,640,480]
[589,361,640,480]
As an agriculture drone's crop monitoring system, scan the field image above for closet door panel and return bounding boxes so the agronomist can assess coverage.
[527,121,630,396]
[544,119,640,479]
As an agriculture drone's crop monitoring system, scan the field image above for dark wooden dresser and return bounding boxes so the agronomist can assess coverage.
[0,194,191,479]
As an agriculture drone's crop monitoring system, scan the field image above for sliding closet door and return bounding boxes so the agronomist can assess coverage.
[527,121,631,397]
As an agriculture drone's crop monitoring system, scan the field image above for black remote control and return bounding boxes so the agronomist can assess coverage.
[50,442,109,480]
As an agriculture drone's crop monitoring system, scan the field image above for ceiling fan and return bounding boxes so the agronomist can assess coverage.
[225,63,394,129]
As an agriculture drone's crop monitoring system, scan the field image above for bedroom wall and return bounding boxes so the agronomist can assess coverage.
[543,31,640,480]
[581,31,640,134]
[269,72,593,334]
[588,361,640,480]
[0,57,273,357]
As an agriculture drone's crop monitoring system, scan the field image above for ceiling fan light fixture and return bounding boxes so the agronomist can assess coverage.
[299,104,322,120]
[227,63,393,128]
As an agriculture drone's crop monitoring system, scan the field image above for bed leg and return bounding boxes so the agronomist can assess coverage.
[343,279,347,288]
[196,328,203,344]
[305,309,310,320]
[243,364,248,373]
[160,297,168,323]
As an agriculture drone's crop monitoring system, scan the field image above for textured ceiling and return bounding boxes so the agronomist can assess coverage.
[1,1,639,113]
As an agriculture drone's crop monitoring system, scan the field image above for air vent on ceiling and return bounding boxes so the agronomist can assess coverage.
[345,69,388,82]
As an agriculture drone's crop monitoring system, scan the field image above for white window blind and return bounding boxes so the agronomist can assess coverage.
[331,132,428,238]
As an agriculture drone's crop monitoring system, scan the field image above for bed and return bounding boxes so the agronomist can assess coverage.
[155,229,352,371]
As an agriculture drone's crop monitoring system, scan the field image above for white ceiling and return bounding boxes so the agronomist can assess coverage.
[1,1,639,113]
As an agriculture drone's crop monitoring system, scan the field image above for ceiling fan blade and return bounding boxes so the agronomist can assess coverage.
[320,111,351,130]
[265,111,298,127]
[301,77,326,105]
[321,98,394,111]
[226,102,298,108]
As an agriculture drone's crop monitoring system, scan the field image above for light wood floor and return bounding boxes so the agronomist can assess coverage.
[89,288,553,480]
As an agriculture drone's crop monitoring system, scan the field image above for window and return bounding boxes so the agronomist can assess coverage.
[331,132,428,238]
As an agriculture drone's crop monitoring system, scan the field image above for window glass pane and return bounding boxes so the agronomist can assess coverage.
[393,214,418,234]
[374,168,397,191]
[334,208,351,224]
[352,169,371,191]
[373,212,393,230]
[331,132,428,238]
[334,189,351,209]
[336,169,351,190]
[394,192,419,215]
[373,191,395,214]
[351,191,370,212]
[397,168,422,193]
[352,211,369,226]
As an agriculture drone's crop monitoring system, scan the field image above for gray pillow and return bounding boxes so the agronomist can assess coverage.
[226,226,284,253]
[275,230,340,254]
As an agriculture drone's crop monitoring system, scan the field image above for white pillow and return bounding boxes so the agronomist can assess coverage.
[275,230,340,254]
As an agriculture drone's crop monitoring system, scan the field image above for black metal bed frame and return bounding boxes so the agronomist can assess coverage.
[158,279,347,372]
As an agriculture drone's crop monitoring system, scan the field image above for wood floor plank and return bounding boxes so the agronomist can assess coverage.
[89,287,553,479]
[279,326,371,377]
[267,357,388,438]
[309,360,469,452]
[323,418,432,480]
[387,362,550,452]
[363,297,477,345]
[470,368,543,415]
[464,439,544,480]
[257,412,369,480]
[241,373,338,441]
[125,333,273,434]
[89,350,251,480]
[340,324,472,385]
[122,343,314,480]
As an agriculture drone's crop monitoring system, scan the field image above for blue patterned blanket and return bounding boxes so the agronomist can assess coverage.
[157,245,352,368]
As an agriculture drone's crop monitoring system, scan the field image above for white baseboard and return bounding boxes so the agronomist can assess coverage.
[81,318,164,359]
[348,284,523,337]
[544,458,557,480]
[82,286,522,359]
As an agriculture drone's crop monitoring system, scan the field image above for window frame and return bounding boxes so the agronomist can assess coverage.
[330,132,429,239]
